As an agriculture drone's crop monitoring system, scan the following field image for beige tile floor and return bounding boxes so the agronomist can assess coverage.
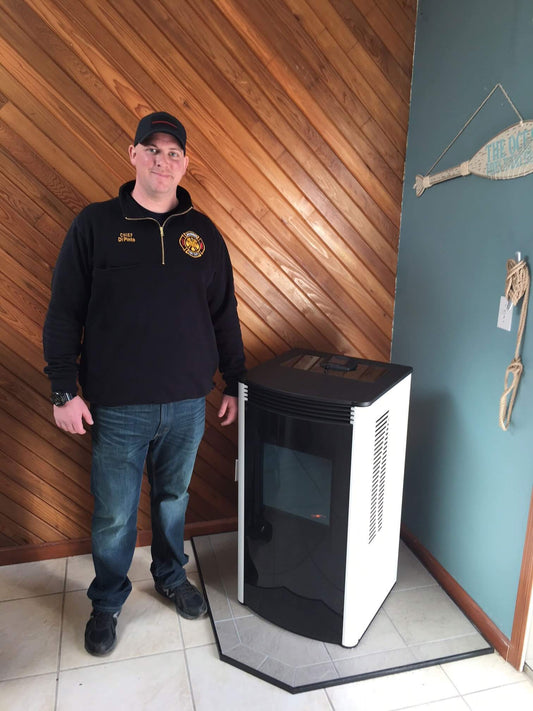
[1,543,532,711]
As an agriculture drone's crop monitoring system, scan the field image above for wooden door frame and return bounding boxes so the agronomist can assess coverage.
[508,486,533,668]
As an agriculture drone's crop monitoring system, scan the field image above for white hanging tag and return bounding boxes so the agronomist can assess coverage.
[497,296,513,331]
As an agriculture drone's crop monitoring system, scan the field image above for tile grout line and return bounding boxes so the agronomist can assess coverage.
[393,583,439,593]
[182,644,199,711]
[204,535,244,646]
[54,557,69,711]
[207,535,236,623]
[437,658,466,702]
[382,603,414,652]
[57,643,216,675]
[436,655,533,708]
[388,692,467,711]
[323,686,337,711]
[184,541,212,711]
[0,591,67,603]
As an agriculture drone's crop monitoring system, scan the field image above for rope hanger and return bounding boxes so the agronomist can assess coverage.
[424,83,524,177]
[498,256,530,430]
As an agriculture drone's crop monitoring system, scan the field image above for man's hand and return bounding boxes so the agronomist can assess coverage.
[218,394,238,426]
[53,395,93,435]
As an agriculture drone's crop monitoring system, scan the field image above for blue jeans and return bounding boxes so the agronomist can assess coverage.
[87,398,206,613]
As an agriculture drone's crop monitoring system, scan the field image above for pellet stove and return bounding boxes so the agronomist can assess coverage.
[237,349,412,647]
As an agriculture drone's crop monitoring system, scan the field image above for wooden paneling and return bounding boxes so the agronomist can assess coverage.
[0,0,415,562]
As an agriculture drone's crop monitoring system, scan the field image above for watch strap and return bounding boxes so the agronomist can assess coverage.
[50,391,76,407]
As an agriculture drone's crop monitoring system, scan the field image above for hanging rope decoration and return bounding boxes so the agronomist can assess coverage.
[498,257,530,430]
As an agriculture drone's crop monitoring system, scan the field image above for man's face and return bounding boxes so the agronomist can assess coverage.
[128,132,189,202]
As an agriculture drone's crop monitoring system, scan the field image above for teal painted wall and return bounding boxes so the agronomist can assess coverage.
[393,0,533,639]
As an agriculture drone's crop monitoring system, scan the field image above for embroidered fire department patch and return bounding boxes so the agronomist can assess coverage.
[179,231,205,258]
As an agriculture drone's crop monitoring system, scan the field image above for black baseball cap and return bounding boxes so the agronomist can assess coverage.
[134,112,187,151]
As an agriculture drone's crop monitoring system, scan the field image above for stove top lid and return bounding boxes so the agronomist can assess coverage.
[243,349,412,406]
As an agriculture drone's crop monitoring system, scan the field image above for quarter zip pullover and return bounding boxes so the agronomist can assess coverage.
[43,181,245,405]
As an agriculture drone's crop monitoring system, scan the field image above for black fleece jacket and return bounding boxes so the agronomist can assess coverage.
[43,181,245,405]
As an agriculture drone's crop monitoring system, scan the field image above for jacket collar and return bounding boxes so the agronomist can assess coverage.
[118,180,193,218]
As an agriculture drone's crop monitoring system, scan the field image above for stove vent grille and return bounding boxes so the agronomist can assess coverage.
[246,384,353,424]
[369,411,390,544]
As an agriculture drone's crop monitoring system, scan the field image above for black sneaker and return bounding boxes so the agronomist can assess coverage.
[155,578,207,620]
[84,610,119,656]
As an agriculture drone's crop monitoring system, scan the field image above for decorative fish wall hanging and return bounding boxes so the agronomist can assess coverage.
[414,120,533,196]
[414,84,533,197]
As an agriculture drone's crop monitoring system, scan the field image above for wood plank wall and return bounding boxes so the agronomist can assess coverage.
[0,0,416,563]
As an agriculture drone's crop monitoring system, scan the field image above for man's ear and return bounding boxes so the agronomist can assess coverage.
[128,144,137,166]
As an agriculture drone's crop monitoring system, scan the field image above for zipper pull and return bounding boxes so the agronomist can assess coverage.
[159,223,166,265]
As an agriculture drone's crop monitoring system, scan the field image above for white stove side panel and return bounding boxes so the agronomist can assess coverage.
[342,374,412,647]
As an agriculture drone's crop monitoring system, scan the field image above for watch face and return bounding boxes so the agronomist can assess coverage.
[50,392,74,406]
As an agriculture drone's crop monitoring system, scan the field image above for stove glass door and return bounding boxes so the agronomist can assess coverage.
[243,392,353,644]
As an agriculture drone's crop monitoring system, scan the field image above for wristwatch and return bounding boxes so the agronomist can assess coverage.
[50,392,76,407]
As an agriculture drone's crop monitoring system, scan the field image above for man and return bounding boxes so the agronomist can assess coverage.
[43,112,246,656]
